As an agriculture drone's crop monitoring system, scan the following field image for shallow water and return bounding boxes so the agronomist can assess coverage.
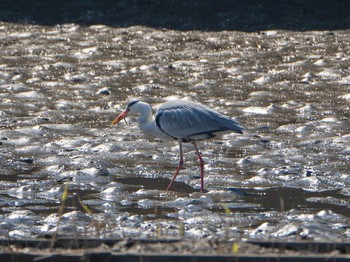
[0,22,349,241]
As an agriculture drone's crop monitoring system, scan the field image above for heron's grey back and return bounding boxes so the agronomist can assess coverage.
[155,100,244,140]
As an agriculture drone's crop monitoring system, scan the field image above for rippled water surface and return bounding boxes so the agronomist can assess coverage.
[0,22,349,241]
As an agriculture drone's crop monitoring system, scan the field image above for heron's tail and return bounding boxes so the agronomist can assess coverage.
[226,119,245,134]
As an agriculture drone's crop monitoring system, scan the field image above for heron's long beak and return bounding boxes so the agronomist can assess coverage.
[111,110,128,125]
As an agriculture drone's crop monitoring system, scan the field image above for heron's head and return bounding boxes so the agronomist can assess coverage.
[111,100,145,125]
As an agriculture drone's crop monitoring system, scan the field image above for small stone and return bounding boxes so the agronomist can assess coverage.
[19,158,34,164]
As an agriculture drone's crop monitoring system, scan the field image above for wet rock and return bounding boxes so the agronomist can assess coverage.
[253,76,274,85]
[101,186,125,201]
[206,190,240,202]
[7,210,40,225]
[272,224,308,238]
[185,228,208,239]
[18,157,34,164]
[97,87,111,95]
[61,211,92,224]
[250,222,275,237]
[52,224,78,235]
[137,199,161,208]
[315,210,346,222]
[340,93,350,100]
[9,229,33,238]
[339,188,350,196]
[243,106,269,115]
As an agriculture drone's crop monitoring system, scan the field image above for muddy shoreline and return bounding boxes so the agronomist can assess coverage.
[0,2,350,259]
[0,238,349,261]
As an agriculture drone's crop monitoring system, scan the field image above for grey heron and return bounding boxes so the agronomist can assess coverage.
[111,100,245,192]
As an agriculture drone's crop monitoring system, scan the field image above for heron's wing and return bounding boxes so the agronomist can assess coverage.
[155,101,243,139]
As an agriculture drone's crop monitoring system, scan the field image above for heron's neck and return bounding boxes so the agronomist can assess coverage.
[133,103,171,140]
[137,108,153,126]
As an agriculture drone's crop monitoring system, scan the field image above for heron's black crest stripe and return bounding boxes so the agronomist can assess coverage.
[127,100,139,108]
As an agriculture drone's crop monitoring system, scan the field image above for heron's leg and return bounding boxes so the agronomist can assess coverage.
[192,142,204,192]
[166,140,184,192]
